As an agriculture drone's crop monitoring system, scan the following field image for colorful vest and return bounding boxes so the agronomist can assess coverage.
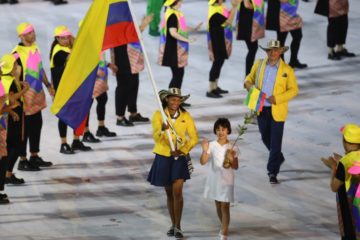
[339,151,360,192]
[237,0,265,42]
[93,51,109,98]
[158,8,189,68]
[279,0,303,32]
[0,80,8,131]
[50,44,71,68]
[352,185,360,239]
[13,44,47,115]
[207,4,233,61]
[329,0,349,18]
[128,42,144,74]
[1,75,23,105]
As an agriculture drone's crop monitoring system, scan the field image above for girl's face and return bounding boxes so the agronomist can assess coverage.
[216,126,229,141]
[57,35,71,47]
[166,96,182,111]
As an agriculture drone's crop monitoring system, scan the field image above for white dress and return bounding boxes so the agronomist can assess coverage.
[203,140,237,203]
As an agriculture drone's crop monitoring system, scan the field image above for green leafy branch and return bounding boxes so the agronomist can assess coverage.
[231,111,256,148]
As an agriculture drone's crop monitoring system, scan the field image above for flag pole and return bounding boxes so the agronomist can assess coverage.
[126,0,176,152]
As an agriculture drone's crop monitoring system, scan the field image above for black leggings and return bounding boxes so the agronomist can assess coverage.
[6,106,22,172]
[327,14,348,48]
[277,28,302,62]
[169,67,184,88]
[85,92,108,128]
[19,111,42,156]
[96,92,108,121]
[0,157,8,190]
[115,73,139,116]
[244,40,258,76]
[209,58,225,82]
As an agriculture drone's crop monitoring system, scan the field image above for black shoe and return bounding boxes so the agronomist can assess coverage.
[60,143,75,154]
[29,156,53,167]
[71,140,92,151]
[5,174,25,185]
[269,175,279,184]
[174,228,184,239]
[0,193,10,204]
[328,51,341,60]
[18,160,41,171]
[166,226,175,237]
[96,126,117,137]
[336,48,355,57]
[116,117,134,127]
[82,131,101,143]
[129,113,149,123]
[181,102,191,107]
[53,0,68,5]
[289,60,308,69]
[9,0,18,3]
[0,0,8,3]
[214,87,229,94]
[206,90,223,98]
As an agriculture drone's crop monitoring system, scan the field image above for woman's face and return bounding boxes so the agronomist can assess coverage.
[166,96,182,111]
[57,35,71,47]
[174,0,182,9]
[216,126,229,141]
[21,30,36,45]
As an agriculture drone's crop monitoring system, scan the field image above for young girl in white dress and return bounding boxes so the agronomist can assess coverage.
[200,118,239,240]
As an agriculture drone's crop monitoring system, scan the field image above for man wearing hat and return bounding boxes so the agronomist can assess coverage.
[321,124,360,239]
[12,22,54,171]
[244,39,298,184]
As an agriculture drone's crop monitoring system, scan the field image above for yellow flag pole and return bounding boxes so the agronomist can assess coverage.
[126,0,176,152]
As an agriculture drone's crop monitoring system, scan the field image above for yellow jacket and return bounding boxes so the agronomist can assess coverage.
[245,58,299,121]
[152,109,199,157]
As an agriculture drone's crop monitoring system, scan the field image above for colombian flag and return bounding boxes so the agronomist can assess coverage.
[51,0,138,130]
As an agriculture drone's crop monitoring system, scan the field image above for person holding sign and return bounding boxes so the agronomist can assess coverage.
[244,39,298,184]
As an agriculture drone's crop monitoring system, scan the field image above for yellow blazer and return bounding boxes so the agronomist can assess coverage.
[245,58,299,121]
[152,109,199,157]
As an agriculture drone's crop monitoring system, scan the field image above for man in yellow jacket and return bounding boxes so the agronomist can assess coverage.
[244,39,298,184]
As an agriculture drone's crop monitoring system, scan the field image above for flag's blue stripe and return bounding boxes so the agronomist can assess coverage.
[107,2,132,26]
[56,67,98,129]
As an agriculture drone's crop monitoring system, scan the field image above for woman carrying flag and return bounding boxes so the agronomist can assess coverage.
[147,88,198,239]
[50,26,92,154]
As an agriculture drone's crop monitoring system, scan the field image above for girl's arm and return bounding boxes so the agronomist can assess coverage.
[200,139,210,165]
[169,28,193,43]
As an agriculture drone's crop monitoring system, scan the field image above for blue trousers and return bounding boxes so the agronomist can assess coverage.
[257,107,285,176]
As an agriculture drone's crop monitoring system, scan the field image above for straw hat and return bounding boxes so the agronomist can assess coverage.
[159,88,190,103]
[54,25,72,37]
[16,22,34,36]
[260,40,289,53]
[341,124,360,144]
[0,54,16,75]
